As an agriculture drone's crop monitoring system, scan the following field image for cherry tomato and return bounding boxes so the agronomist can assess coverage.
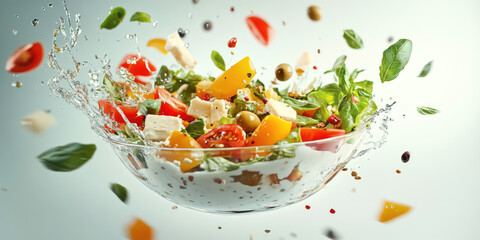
[6,42,44,74]
[118,54,156,85]
[300,128,346,152]
[98,99,144,126]
[196,124,246,148]
[155,87,194,122]
[245,16,274,46]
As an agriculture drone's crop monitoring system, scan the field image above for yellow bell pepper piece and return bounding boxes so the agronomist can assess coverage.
[264,87,281,100]
[246,115,292,146]
[378,200,412,223]
[211,56,256,100]
[147,38,168,55]
[163,131,203,172]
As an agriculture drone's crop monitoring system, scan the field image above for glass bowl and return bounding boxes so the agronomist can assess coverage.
[104,127,367,213]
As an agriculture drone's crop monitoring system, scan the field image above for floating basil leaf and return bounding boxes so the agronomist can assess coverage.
[103,75,124,101]
[110,183,128,203]
[130,12,151,23]
[325,55,347,74]
[379,39,412,83]
[418,61,433,77]
[281,97,319,110]
[185,119,206,139]
[37,143,96,171]
[211,50,226,71]
[138,99,161,116]
[295,115,320,126]
[100,7,126,30]
[343,29,364,49]
[417,106,439,115]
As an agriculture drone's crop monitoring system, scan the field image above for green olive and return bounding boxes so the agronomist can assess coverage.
[275,63,293,81]
[307,6,322,21]
[235,111,261,133]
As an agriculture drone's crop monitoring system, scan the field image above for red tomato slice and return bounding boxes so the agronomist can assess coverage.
[155,87,194,122]
[300,128,346,152]
[196,124,246,148]
[302,109,317,118]
[98,99,144,126]
[6,42,44,74]
[246,16,274,46]
[118,54,157,85]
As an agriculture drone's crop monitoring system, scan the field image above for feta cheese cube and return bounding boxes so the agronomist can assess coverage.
[187,97,211,119]
[143,115,184,141]
[187,98,229,126]
[264,99,297,122]
[295,51,313,76]
[209,100,229,124]
[21,110,56,134]
[165,32,196,70]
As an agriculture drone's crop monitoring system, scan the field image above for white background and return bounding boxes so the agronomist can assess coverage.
[1,0,479,239]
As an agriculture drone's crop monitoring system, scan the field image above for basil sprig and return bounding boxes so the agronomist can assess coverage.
[417,106,439,115]
[343,30,363,49]
[325,55,347,74]
[211,50,226,71]
[130,12,151,23]
[379,39,413,83]
[295,115,319,126]
[281,97,319,110]
[110,183,128,203]
[100,7,126,30]
[418,61,433,77]
[138,99,161,116]
[37,143,96,171]
[184,119,207,139]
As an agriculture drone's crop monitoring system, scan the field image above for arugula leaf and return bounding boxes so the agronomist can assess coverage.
[117,125,144,145]
[229,97,257,116]
[418,61,433,77]
[313,105,331,122]
[37,143,96,172]
[138,99,161,116]
[217,117,235,126]
[185,119,206,139]
[325,55,347,74]
[100,7,126,30]
[177,84,197,106]
[295,115,319,126]
[155,65,206,105]
[211,50,226,71]
[273,87,289,98]
[130,12,151,23]
[200,154,240,172]
[110,183,128,203]
[379,39,413,83]
[343,29,364,49]
[417,106,439,115]
[103,75,124,101]
[247,80,266,99]
[282,97,319,110]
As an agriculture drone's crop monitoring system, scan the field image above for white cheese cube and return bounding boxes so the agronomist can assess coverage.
[187,98,229,127]
[21,111,56,134]
[209,100,229,125]
[295,51,313,76]
[264,99,297,122]
[165,32,196,70]
[143,115,184,141]
[187,97,211,119]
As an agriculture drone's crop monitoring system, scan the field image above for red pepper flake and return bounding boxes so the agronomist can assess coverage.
[329,208,336,214]
[262,98,268,104]
[244,97,249,101]
[204,94,211,101]
[313,66,317,70]
[305,205,311,210]
[230,7,235,12]
[228,37,237,48]
[265,229,271,233]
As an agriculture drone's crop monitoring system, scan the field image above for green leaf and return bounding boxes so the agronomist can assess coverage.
[338,96,358,132]
[217,117,235,126]
[185,119,207,139]
[417,106,439,115]
[295,115,319,126]
[355,88,372,99]
[267,140,296,160]
[100,7,126,30]
[177,84,197,106]
[37,143,96,171]
[281,97,319,110]
[418,61,433,77]
[343,29,364,49]
[130,12,151,23]
[110,183,128,203]
[286,127,302,143]
[211,50,226,71]
[103,75,124,101]
[247,80,266,99]
[307,83,342,106]
[354,80,373,93]
[200,154,240,172]
[154,65,206,105]
[313,105,331,122]
[379,39,413,83]
[325,55,347,74]
[138,99,161,116]
[350,68,365,81]
[117,125,144,145]
[273,87,289,98]
[336,64,350,93]
[229,97,257,116]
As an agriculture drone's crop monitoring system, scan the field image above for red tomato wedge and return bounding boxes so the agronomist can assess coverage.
[300,128,346,142]
[6,42,44,74]
[302,109,317,118]
[118,54,156,85]
[196,124,246,148]
[155,87,194,122]
[98,99,144,126]
[246,16,274,46]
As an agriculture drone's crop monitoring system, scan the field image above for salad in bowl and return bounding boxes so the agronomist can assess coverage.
[94,32,377,212]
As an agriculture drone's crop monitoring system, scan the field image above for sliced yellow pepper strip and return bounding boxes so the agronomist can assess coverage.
[163,131,203,172]
[147,38,168,55]
[378,200,412,223]
[211,56,256,100]
[246,115,292,146]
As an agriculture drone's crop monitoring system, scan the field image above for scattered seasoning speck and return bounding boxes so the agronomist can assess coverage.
[342,168,348,171]
[317,49,321,54]
[396,169,402,174]
[313,66,317,70]
[247,72,252,78]
[203,21,212,31]
[230,7,235,12]
[282,21,286,26]
[213,178,222,184]
[354,176,362,180]
[387,36,394,43]
[48,3,53,7]
[32,18,39,26]
[401,151,410,163]
[351,171,358,177]
[171,205,178,210]
[329,208,336,214]
[192,0,198,3]
[305,205,311,210]
[264,230,271,233]
[188,176,194,182]
[325,229,338,240]
[11,81,22,88]
[218,226,222,230]
[177,28,187,38]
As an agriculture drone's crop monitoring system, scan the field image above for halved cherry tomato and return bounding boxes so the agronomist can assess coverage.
[245,16,274,46]
[196,124,246,148]
[164,131,203,172]
[299,128,346,142]
[98,99,144,126]
[155,87,194,122]
[302,109,317,118]
[118,54,156,85]
[6,42,44,74]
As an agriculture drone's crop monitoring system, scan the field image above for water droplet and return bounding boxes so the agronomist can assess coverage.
[110,6,114,10]
[178,28,187,38]
[11,81,22,88]
[42,7,45,11]
[185,43,190,48]
[32,18,39,26]
[15,14,19,18]
[12,74,18,78]
[48,3,53,7]
[12,29,17,35]
[125,34,136,40]
[152,21,158,27]
[203,21,212,31]
[188,13,193,19]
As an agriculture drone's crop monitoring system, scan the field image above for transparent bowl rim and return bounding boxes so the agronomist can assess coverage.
[105,126,367,152]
